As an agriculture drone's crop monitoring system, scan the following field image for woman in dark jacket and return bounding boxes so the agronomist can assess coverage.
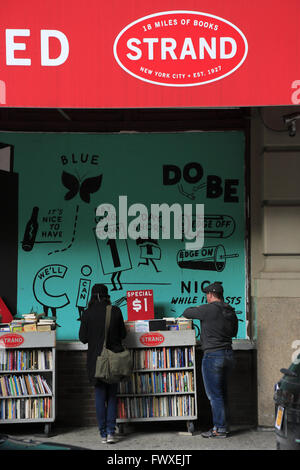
[79,283,127,443]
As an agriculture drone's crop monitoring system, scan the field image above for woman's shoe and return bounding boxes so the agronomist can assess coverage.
[107,434,118,444]
[201,428,227,438]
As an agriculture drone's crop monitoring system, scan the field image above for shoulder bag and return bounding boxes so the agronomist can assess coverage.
[94,305,133,383]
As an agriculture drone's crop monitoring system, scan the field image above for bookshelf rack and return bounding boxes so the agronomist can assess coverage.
[0,331,56,435]
[117,330,197,433]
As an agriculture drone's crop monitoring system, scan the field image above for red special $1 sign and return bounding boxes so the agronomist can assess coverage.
[113,10,248,87]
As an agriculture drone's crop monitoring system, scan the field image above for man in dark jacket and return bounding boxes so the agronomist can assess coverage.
[183,281,236,438]
[79,283,127,444]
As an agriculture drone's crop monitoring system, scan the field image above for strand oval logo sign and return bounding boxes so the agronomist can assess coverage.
[0,333,24,348]
[140,332,165,346]
[113,10,248,87]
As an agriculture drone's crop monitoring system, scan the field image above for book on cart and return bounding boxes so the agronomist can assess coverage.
[116,329,198,434]
[36,318,56,332]
[0,329,56,434]
[2,313,57,333]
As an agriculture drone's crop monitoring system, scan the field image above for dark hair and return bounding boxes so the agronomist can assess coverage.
[212,291,224,301]
[88,292,111,308]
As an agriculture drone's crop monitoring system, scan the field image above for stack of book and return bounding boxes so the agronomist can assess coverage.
[124,318,193,332]
[9,320,23,332]
[0,313,56,333]
[163,318,192,330]
[21,314,39,332]
[177,319,192,330]
[36,318,55,332]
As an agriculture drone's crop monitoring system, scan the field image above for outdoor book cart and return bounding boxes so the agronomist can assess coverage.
[0,331,56,435]
[117,329,197,433]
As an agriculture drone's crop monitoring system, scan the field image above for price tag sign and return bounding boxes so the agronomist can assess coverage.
[127,289,154,321]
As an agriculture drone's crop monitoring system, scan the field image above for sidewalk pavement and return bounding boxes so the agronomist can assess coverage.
[1,423,276,451]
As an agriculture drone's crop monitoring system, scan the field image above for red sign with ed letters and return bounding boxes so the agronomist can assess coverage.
[1,0,300,107]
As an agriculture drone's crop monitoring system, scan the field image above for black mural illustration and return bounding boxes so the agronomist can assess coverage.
[17,138,245,338]
[193,181,208,194]
[94,223,133,292]
[62,171,103,203]
[203,215,236,239]
[47,171,102,255]
[41,208,63,244]
[22,206,39,251]
[178,183,195,200]
[22,161,105,325]
[177,244,239,272]
[164,162,240,203]
[111,271,122,290]
[163,162,204,187]
[48,204,79,255]
[178,181,208,200]
[112,295,127,308]
[22,206,66,252]
[136,237,162,272]
[76,265,92,321]
[162,158,244,326]
[93,212,169,294]
[182,214,236,242]
[33,264,70,318]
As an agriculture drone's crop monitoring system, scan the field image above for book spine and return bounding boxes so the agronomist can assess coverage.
[0,349,52,371]
[0,397,52,420]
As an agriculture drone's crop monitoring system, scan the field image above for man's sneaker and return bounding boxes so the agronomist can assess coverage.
[107,434,118,444]
[201,428,227,438]
[101,436,107,444]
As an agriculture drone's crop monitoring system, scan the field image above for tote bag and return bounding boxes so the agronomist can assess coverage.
[95,305,132,383]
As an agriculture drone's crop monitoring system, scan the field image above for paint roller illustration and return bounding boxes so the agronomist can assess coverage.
[183,214,236,240]
[177,244,239,272]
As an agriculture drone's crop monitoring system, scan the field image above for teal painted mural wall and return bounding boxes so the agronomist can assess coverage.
[0,131,247,340]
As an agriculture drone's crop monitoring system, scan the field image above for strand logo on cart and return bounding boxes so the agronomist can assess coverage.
[139,332,165,346]
[0,333,24,348]
[114,10,248,87]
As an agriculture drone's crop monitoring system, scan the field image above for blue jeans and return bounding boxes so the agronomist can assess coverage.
[201,349,235,433]
[95,382,118,437]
